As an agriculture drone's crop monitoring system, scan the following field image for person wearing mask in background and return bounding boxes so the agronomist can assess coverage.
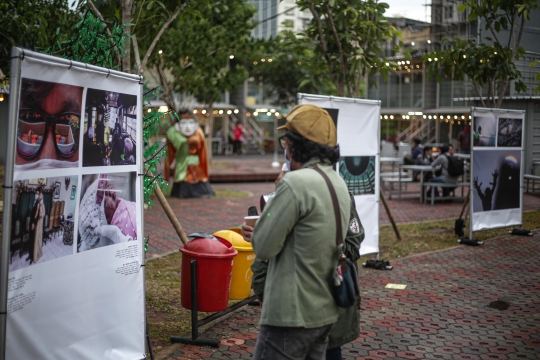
[457,126,471,154]
[448,144,455,156]
[429,144,459,197]
[241,104,352,359]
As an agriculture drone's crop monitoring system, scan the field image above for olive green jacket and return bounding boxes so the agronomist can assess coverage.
[252,191,365,348]
[251,159,350,328]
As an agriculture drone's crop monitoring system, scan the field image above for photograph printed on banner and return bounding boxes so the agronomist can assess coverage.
[338,156,376,195]
[472,150,521,213]
[77,172,138,252]
[472,116,496,147]
[497,118,523,147]
[15,78,83,171]
[8,176,78,272]
[82,89,137,167]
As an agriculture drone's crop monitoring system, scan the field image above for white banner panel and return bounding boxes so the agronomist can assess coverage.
[299,94,380,256]
[470,108,525,232]
[5,54,145,360]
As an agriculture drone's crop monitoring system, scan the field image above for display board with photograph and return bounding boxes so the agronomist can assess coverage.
[470,108,525,232]
[299,94,380,256]
[1,49,145,360]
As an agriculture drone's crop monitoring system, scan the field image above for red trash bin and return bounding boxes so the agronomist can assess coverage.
[180,236,238,312]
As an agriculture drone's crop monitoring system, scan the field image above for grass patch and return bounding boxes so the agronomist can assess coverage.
[214,189,250,198]
[367,210,540,261]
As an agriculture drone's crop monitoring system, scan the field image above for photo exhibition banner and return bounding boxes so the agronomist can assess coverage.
[299,94,380,256]
[4,53,145,359]
[470,107,525,232]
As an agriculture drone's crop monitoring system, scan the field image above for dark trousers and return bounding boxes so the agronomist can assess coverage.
[233,140,242,154]
[325,346,342,360]
[254,324,333,360]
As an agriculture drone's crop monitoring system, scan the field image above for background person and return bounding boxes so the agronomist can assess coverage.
[233,122,244,155]
[29,188,45,264]
[457,126,471,154]
[403,138,423,165]
[247,104,350,359]
[429,144,459,197]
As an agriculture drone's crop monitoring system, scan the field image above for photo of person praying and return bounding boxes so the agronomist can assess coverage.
[78,173,138,252]
[473,170,499,211]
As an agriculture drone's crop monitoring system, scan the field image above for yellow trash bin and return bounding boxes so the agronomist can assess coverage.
[213,230,255,300]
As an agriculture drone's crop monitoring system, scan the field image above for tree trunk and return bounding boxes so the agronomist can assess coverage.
[121,0,133,72]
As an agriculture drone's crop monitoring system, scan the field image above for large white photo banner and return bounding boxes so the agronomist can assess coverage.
[3,50,145,360]
[470,107,525,232]
[299,94,380,256]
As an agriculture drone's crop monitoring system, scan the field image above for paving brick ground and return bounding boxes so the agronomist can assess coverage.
[160,233,540,360]
[145,154,540,359]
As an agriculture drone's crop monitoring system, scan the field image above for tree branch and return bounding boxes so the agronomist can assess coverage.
[132,34,142,71]
[87,0,123,66]
[307,2,340,95]
[325,4,349,96]
[471,81,486,108]
[139,3,186,75]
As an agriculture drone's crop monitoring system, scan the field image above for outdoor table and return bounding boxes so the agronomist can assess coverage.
[398,164,433,202]
[380,157,403,173]
[454,153,470,160]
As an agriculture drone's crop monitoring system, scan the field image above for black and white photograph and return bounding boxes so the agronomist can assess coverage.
[472,150,521,213]
[77,172,138,252]
[82,88,137,167]
[497,117,523,147]
[338,156,376,195]
[8,176,78,272]
[473,116,497,147]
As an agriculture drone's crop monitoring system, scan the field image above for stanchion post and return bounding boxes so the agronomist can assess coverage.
[169,260,219,347]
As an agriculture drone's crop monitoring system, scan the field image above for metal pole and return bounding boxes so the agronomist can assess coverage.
[0,47,23,360]
[271,115,279,167]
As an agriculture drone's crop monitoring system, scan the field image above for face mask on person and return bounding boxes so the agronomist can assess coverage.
[284,149,291,171]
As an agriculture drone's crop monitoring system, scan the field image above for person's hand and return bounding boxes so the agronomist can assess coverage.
[241,223,254,242]
[275,170,286,187]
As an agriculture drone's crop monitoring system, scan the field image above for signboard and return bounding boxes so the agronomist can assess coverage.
[299,94,381,256]
[470,107,525,232]
[1,49,145,360]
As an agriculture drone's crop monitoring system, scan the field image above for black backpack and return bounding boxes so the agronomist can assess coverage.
[444,155,465,177]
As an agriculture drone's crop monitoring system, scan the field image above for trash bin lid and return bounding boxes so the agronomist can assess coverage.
[213,230,253,252]
[181,236,238,258]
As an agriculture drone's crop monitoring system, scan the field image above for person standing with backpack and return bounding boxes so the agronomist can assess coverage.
[429,144,459,197]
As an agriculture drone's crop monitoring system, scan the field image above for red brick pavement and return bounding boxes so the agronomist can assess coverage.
[161,233,540,359]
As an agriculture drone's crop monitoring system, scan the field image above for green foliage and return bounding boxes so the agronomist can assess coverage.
[246,31,336,108]
[425,0,540,107]
[46,12,129,69]
[297,0,401,98]
[0,0,79,76]
[156,0,257,107]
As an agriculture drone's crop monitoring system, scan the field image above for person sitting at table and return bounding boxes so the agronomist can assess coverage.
[414,147,433,182]
[428,144,458,198]
[403,138,423,165]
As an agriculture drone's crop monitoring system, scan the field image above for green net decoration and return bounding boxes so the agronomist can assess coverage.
[44,8,174,211]
[142,87,177,207]
[45,11,129,70]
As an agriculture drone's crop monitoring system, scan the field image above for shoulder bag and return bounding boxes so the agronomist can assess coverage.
[311,166,360,308]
